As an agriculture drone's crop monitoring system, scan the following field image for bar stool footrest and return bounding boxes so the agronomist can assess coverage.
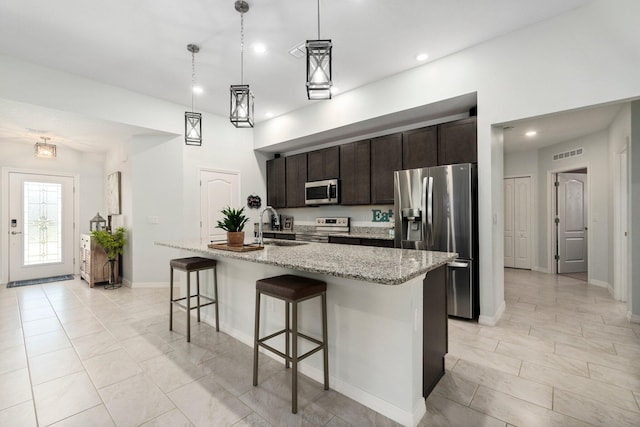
[171,295,217,311]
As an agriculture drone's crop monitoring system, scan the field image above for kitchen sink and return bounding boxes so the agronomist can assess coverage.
[263,240,308,247]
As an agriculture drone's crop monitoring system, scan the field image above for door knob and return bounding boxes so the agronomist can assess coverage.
[11,231,22,235]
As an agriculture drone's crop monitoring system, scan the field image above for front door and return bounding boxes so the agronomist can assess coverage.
[556,172,588,274]
[200,170,241,244]
[9,172,75,281]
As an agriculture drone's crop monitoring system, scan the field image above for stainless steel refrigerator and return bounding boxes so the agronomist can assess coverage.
[394,164,478,319]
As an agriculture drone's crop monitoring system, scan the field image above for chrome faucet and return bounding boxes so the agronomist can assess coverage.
[258,206,279,246]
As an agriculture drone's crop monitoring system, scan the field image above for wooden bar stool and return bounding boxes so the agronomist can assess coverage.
[169,257,219,342]
[252,274,329,413]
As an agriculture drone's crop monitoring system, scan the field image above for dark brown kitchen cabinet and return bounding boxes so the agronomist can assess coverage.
[370,133,402,204]
[266,157,286,208]
[307,146,339,181]
[285,153,307,208]
[438,117,477,165]
[340,139,371,205]
[403,125,438,169]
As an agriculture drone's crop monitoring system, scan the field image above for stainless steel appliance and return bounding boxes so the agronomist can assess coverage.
[295,217,350,243]
[305,179,340,205]
[394,164,478,319]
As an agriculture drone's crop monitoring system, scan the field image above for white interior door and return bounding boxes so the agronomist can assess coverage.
[504,176,531,269]
[9,172,74,281]
[200,170,240,244]
[617,147,629,302]
[514,177,531,269]
[556,172,588,274]
[504,178,515,268]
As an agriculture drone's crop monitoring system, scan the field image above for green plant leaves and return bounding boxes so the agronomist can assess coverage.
[216,206,249,232]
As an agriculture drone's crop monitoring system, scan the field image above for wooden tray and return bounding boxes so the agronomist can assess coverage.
[207,243,264,252]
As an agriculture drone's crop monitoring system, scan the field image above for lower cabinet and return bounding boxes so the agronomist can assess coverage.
[328,236,394,248]
[80,234,119,288]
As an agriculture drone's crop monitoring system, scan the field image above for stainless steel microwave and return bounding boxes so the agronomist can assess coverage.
[305,179,340,205]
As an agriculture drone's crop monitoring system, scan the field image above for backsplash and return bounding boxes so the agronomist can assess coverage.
[272,205,394,227]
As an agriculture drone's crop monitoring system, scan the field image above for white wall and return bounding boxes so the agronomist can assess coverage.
[254,0,640,322]
[608,104,631,301]
[0,140,104,281]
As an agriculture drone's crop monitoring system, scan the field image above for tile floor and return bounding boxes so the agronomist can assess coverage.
[0,269,639,426]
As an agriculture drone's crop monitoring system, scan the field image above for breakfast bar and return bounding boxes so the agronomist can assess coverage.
[156,239,456,426]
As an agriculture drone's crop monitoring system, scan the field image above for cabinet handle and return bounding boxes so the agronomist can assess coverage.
[11,231,22,235]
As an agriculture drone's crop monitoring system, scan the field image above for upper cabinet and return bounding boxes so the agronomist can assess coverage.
[307,146,340,182]
[285,153,307,208]
[265,115,476,208]
[370,133,402,205]
[266,157,286,208]
[438,116,477,165]
[402,125,438,169]
[340,139,371,205]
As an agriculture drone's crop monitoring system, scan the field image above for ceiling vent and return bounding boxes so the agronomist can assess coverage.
[553,147,583,161]
[288,41,306,58]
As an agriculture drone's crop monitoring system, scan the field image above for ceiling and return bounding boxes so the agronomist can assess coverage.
[0,0,595,152]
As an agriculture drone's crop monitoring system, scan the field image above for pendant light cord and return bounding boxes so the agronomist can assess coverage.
[240,10,245,85]
[317,0,321,39]
[191,50,196,113]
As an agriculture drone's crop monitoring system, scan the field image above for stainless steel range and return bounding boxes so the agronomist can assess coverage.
[295,217,350,243]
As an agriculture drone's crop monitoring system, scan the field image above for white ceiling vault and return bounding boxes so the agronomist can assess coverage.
[0,0,597,152]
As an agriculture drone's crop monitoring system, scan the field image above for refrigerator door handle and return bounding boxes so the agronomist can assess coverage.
[426,176,434,246]
[421,177,428,245]
[448,261,469,268]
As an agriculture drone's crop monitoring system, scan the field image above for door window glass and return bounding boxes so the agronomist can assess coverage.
[23,181,62,265]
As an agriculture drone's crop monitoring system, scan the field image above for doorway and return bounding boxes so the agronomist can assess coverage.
[614,145,629,301]
[7,172,75,282]
[199,169,241,244]
[554,169,588,279]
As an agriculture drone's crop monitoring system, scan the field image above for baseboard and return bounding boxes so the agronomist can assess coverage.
[627,312,640,324]
[607,283,616,299]
[199,312,420,426]
[478,300,505,326]
[532,266,549,274]
[590,279,609,289]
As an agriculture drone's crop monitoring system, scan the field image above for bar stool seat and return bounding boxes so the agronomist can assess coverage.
[253,274,329,413]
[169,256,219,342]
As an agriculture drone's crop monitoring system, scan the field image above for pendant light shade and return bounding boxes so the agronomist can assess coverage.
[306,0,332,100]
[185,43,202,145]
[230,84,254,128]
[230,1,254,128]
[306,39,332,100]
[34,136,56,159]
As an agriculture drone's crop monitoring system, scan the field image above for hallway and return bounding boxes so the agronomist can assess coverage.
[424,268,640,426]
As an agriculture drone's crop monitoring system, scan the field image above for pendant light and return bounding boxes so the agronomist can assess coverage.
[185,43,202,146]
[306,0,332,100]
[34,136,56,159]
[230,0,254,128]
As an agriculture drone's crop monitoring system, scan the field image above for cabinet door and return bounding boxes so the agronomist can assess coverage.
[267,157,286,208]
[286,153,308,207]
[438,117,477,165]
[371,133,402,204]
[328,236,361,245]
[307,146,340,182]
[403,126,438,169]
[340,139,371,205]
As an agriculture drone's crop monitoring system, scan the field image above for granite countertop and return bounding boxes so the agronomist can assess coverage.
[156,240,457,286]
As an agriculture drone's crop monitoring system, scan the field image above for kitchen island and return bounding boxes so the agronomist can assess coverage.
[156,239,456,426]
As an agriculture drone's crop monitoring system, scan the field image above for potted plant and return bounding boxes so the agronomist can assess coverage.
[216,206,249,247]
[91,227,127,287]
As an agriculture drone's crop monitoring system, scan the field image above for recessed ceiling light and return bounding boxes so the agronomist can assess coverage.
[265,112,274,118]
[253,43,267,54]
[525,130,537,137]
[416,53,429,62]
[192,86,203,94]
